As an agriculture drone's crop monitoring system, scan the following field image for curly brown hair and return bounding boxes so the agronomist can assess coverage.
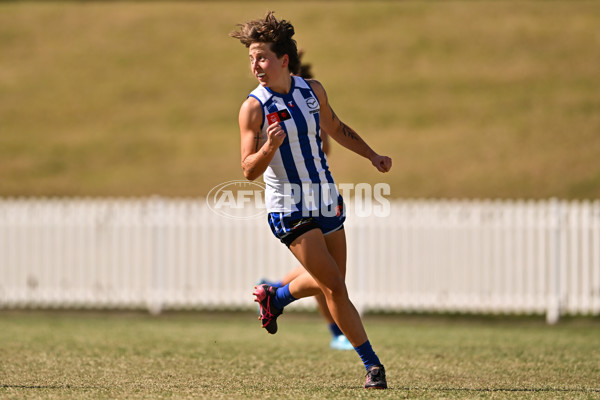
[230,11,301,75]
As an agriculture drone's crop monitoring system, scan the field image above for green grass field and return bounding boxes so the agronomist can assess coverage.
[1,311,599,399]
[1,1,600,199]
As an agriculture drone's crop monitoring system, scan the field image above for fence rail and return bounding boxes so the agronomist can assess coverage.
[1,197,599,323]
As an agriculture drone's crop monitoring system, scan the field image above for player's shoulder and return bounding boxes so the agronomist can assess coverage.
[305,78,323,89]
[241,95,261,112]
[306,79,327,101]
[239,96,263,125]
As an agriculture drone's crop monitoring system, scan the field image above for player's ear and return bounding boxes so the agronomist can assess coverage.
[281,54,289,68]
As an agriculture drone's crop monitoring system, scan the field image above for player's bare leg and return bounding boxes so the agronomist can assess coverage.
[285,228,386,388]
[287,228,367,346]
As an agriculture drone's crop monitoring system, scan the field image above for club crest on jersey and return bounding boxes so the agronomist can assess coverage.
[267,109,292,124]
[287,101,295,107]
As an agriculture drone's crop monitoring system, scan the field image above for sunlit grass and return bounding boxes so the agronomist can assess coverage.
[0,311,599,399]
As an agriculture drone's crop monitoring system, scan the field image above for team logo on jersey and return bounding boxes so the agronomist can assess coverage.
[306,97,318,109]
[306,97,319,114]
[287,100,295,107]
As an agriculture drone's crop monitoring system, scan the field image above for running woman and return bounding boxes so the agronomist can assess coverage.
[230,11,391,389]
[257,50,354,351]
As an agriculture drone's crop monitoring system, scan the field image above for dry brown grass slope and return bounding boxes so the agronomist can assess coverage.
[1,1,599,199]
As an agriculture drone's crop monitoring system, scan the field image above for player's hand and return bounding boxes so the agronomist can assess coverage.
[371,154,392,173]
[266,122,286,149]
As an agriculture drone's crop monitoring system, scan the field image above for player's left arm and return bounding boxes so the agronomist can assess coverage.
[308,79,392,173]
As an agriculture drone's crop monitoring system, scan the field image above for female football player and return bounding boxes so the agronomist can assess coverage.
[257,50,354,351]
[231,11,391,389]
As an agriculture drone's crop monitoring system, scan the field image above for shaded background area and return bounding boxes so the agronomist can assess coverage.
[1,1,599,199]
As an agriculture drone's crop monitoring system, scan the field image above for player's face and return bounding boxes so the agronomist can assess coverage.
[249,42,288,89]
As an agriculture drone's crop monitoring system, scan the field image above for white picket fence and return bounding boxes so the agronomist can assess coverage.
[1,197,599,323]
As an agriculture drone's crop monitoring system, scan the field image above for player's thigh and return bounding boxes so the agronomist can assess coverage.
[324,228,347,278]
[288,229,344,291]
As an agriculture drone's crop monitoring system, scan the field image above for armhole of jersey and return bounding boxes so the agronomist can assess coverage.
[247,94,265,130]
[304,78,321,109]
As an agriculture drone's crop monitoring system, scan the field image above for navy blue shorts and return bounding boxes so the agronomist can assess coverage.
[268,199,346,247]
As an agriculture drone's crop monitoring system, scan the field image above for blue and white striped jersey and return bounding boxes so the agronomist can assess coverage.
[248,76,340,214]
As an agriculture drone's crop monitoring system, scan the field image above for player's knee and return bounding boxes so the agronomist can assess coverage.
[321,276,348,301]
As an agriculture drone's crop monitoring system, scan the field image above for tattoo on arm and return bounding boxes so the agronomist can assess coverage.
[242,133,267,176]
[330,105,359,141]
[253,132,260,152]
[341,123,359,141]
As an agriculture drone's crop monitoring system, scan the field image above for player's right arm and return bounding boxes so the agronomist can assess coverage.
[239,97,287,181]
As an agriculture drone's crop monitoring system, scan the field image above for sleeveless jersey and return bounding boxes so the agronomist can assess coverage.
[248,76,340,214]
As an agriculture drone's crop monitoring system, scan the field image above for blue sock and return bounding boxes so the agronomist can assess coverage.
[354,340,381,370]
[328,323,344,338]
[272,283,296,310]
[260,279,283,288]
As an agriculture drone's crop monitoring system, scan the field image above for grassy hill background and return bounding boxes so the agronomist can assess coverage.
[1,1,599,199]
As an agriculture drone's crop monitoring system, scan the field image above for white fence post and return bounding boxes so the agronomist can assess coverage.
[547,199,562,324]
[147,197,165,315]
